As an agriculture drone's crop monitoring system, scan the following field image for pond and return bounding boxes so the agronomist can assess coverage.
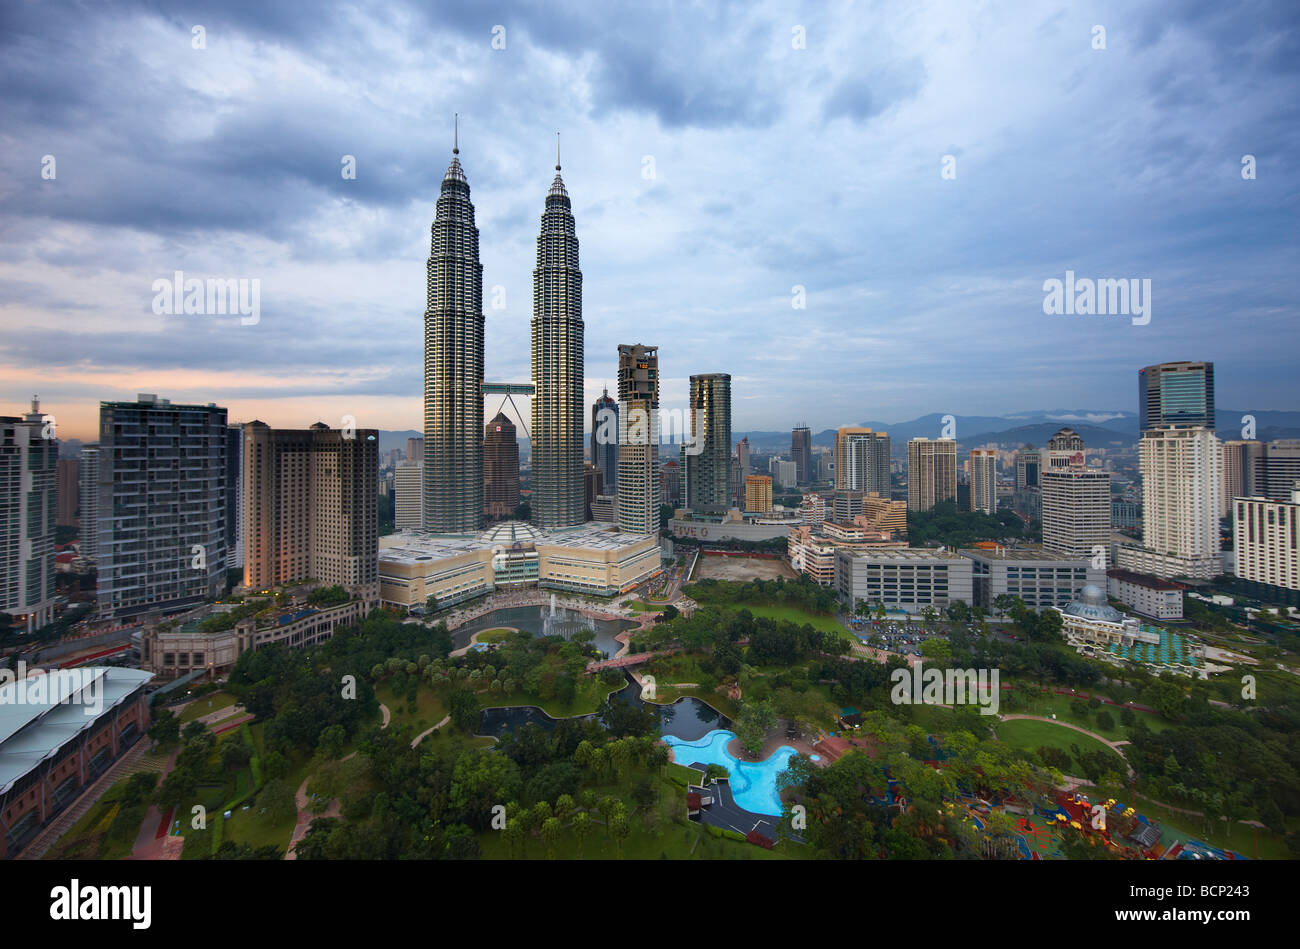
[453,606,637,659]
[477,674,731,741]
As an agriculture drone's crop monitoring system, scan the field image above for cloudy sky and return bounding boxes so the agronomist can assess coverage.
[2,0,1297,441]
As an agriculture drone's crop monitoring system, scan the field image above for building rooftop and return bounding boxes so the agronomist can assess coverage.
[959,545,1092,563]
[840,547,968,562]
[379,521,653,566]
[0,668,153,791]
[1106,568,1184,591]
[1061,584,1125,624]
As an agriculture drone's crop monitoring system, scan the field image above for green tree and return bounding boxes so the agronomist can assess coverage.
[573,811,592,859]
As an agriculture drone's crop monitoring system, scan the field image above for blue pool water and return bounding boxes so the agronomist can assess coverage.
[663,729,797,816]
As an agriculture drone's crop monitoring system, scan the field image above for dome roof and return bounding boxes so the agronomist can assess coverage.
[477,521,547,546]
[1063,584,1124,623]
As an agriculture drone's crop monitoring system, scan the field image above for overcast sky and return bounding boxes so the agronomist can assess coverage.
[2,0,1297,441]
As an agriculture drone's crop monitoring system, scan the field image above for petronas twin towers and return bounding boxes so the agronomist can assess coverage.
[423,125,584,533]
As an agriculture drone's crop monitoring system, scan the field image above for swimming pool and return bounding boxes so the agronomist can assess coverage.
[663,729,797,816]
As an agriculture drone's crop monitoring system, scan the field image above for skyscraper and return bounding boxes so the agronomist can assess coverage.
[969,449,997,515]
[405,436,424,464]
[791,426,812,486]
[395,462,423,529]
[1220,439,1263,517]
[484,412,521,519]
[0,398,57,634]
[1122,426,1222,579]
[226,423,244,569]
[685,373,732,514]
[530,144,585,528]
[1042,468,1111,563]
[56,458,78,527]
[745,475,773,513]
[97,394,228,618]
[78,444,100,561]
[1261,440,1300,501]
[244,421,377,593]
[423,123,485,533]
[836,427,890,497]
[1139,361,1215,433]
[907,437,957,512]
[616,344,659,535]
[736,436,750,476]
[591,387,618,493]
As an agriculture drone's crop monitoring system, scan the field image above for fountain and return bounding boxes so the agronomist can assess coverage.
[541,597,598,640]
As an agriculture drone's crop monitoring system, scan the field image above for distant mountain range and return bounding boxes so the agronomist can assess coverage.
[375,408,1300,462]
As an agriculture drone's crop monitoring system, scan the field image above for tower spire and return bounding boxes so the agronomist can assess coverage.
[556,131,561,171]
[453,113,459,155]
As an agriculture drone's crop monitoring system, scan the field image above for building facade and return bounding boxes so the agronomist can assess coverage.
[791,426,812,486]
[616,344,659,535]
[484,412,521,519]
[395,462,424,529]
[423,136,485,533]
[745,475,773,513]
[591,388,618,493]
[961,547,1104,612]
[969,449,997,515]
[1139,361,1214,433]
[77,445,100,561]
[530,158,585,528]
[684,373,732,515]
[242,421,378,596]
[1123,426,1222,580]
[95,395,227,619]
[0,399,58,633]
[836,548,974,615]
[1041,468,1112,564]
[836,427,890,497]
[1106,568,1184,620]
[1233,489,1300,601]
[907,437,957,512]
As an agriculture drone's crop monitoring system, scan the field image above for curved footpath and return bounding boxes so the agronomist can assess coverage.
[997,714,1134,778]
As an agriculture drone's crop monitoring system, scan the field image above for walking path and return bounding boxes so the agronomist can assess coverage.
[997,714,1134,778]
[285,702,390,859]
[410,716,450,748]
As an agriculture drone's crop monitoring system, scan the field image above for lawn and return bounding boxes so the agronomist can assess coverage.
[1129,793,1290,860]
[994,718,1127,774]
[475,627,516,643]
[476,675,625,719]
[1006,689,1171,740]
[622,600,664,613]
[375,682,448,732]
[177,691,238,724]
[712,602,855,641]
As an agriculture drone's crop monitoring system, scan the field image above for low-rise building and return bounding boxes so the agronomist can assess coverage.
[960,546,1104,613]
[836,548,973,615]
[1055,585,1203,674]
[378,521,662,609]
[1106,568,1184,620]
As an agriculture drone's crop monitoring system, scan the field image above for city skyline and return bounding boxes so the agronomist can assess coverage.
[3,1,1297,441]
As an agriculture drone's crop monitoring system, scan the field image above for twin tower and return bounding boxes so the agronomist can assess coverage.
[422,127,584,532]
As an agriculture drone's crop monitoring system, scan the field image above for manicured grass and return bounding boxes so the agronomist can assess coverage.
[1127,793,1289,860]
[375,682,448,732]
[1008,688,1170,739]
[177,691,238,724]
[994,719,1126,774]
[623,600,664,613]
[476,676,624,719]
[475,627,516,643]
[711,602,855,641]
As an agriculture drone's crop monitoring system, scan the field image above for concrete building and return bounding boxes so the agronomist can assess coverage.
[745,475,773,513]
[836,427,890,497]
[1139,361,1214,433]
[969,449,997,515]
[836,547,973,615]
[378,520,660,608]
[1118,426,1222,580]
[55,458,78,527]
[1,399,58,633]
[405,436,424,465]
[225,424,245,569]
[788,522,905,586]
[659,459,681,508]
[530,156,585,528]
[768,458,797,490]
[0,668,153,859]
[684,373,731,515]
[95,395,228,619]
[1015,447,1041,492]
[77,445,100,561]
[1233,488,1300,603]
[395,462,424,529]
[243,421,378,597]
[668,509,805,544]
[1220,439,1263,517]
[583,464,604,521]
[484,412,521,519]
[141,593,374,679]
[907,437,957,512]
[616,344,659,535]
[591,388,618,492]
[423,134,485,532]
[1106,568,1184,620]
[1042,468,1112,564]
[591,494,617,522]
[961,546,1104,613]
[791,426,812,486]
[1261,440,1300,501]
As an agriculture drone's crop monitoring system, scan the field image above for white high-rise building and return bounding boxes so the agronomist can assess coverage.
[1119,426,1222,580]
[1233,487,1300,596]
[78,444,101,561]
[969,449,997,515]
[395,462,424,530]
[1042,468,1112,563]
[1,398,58,634]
